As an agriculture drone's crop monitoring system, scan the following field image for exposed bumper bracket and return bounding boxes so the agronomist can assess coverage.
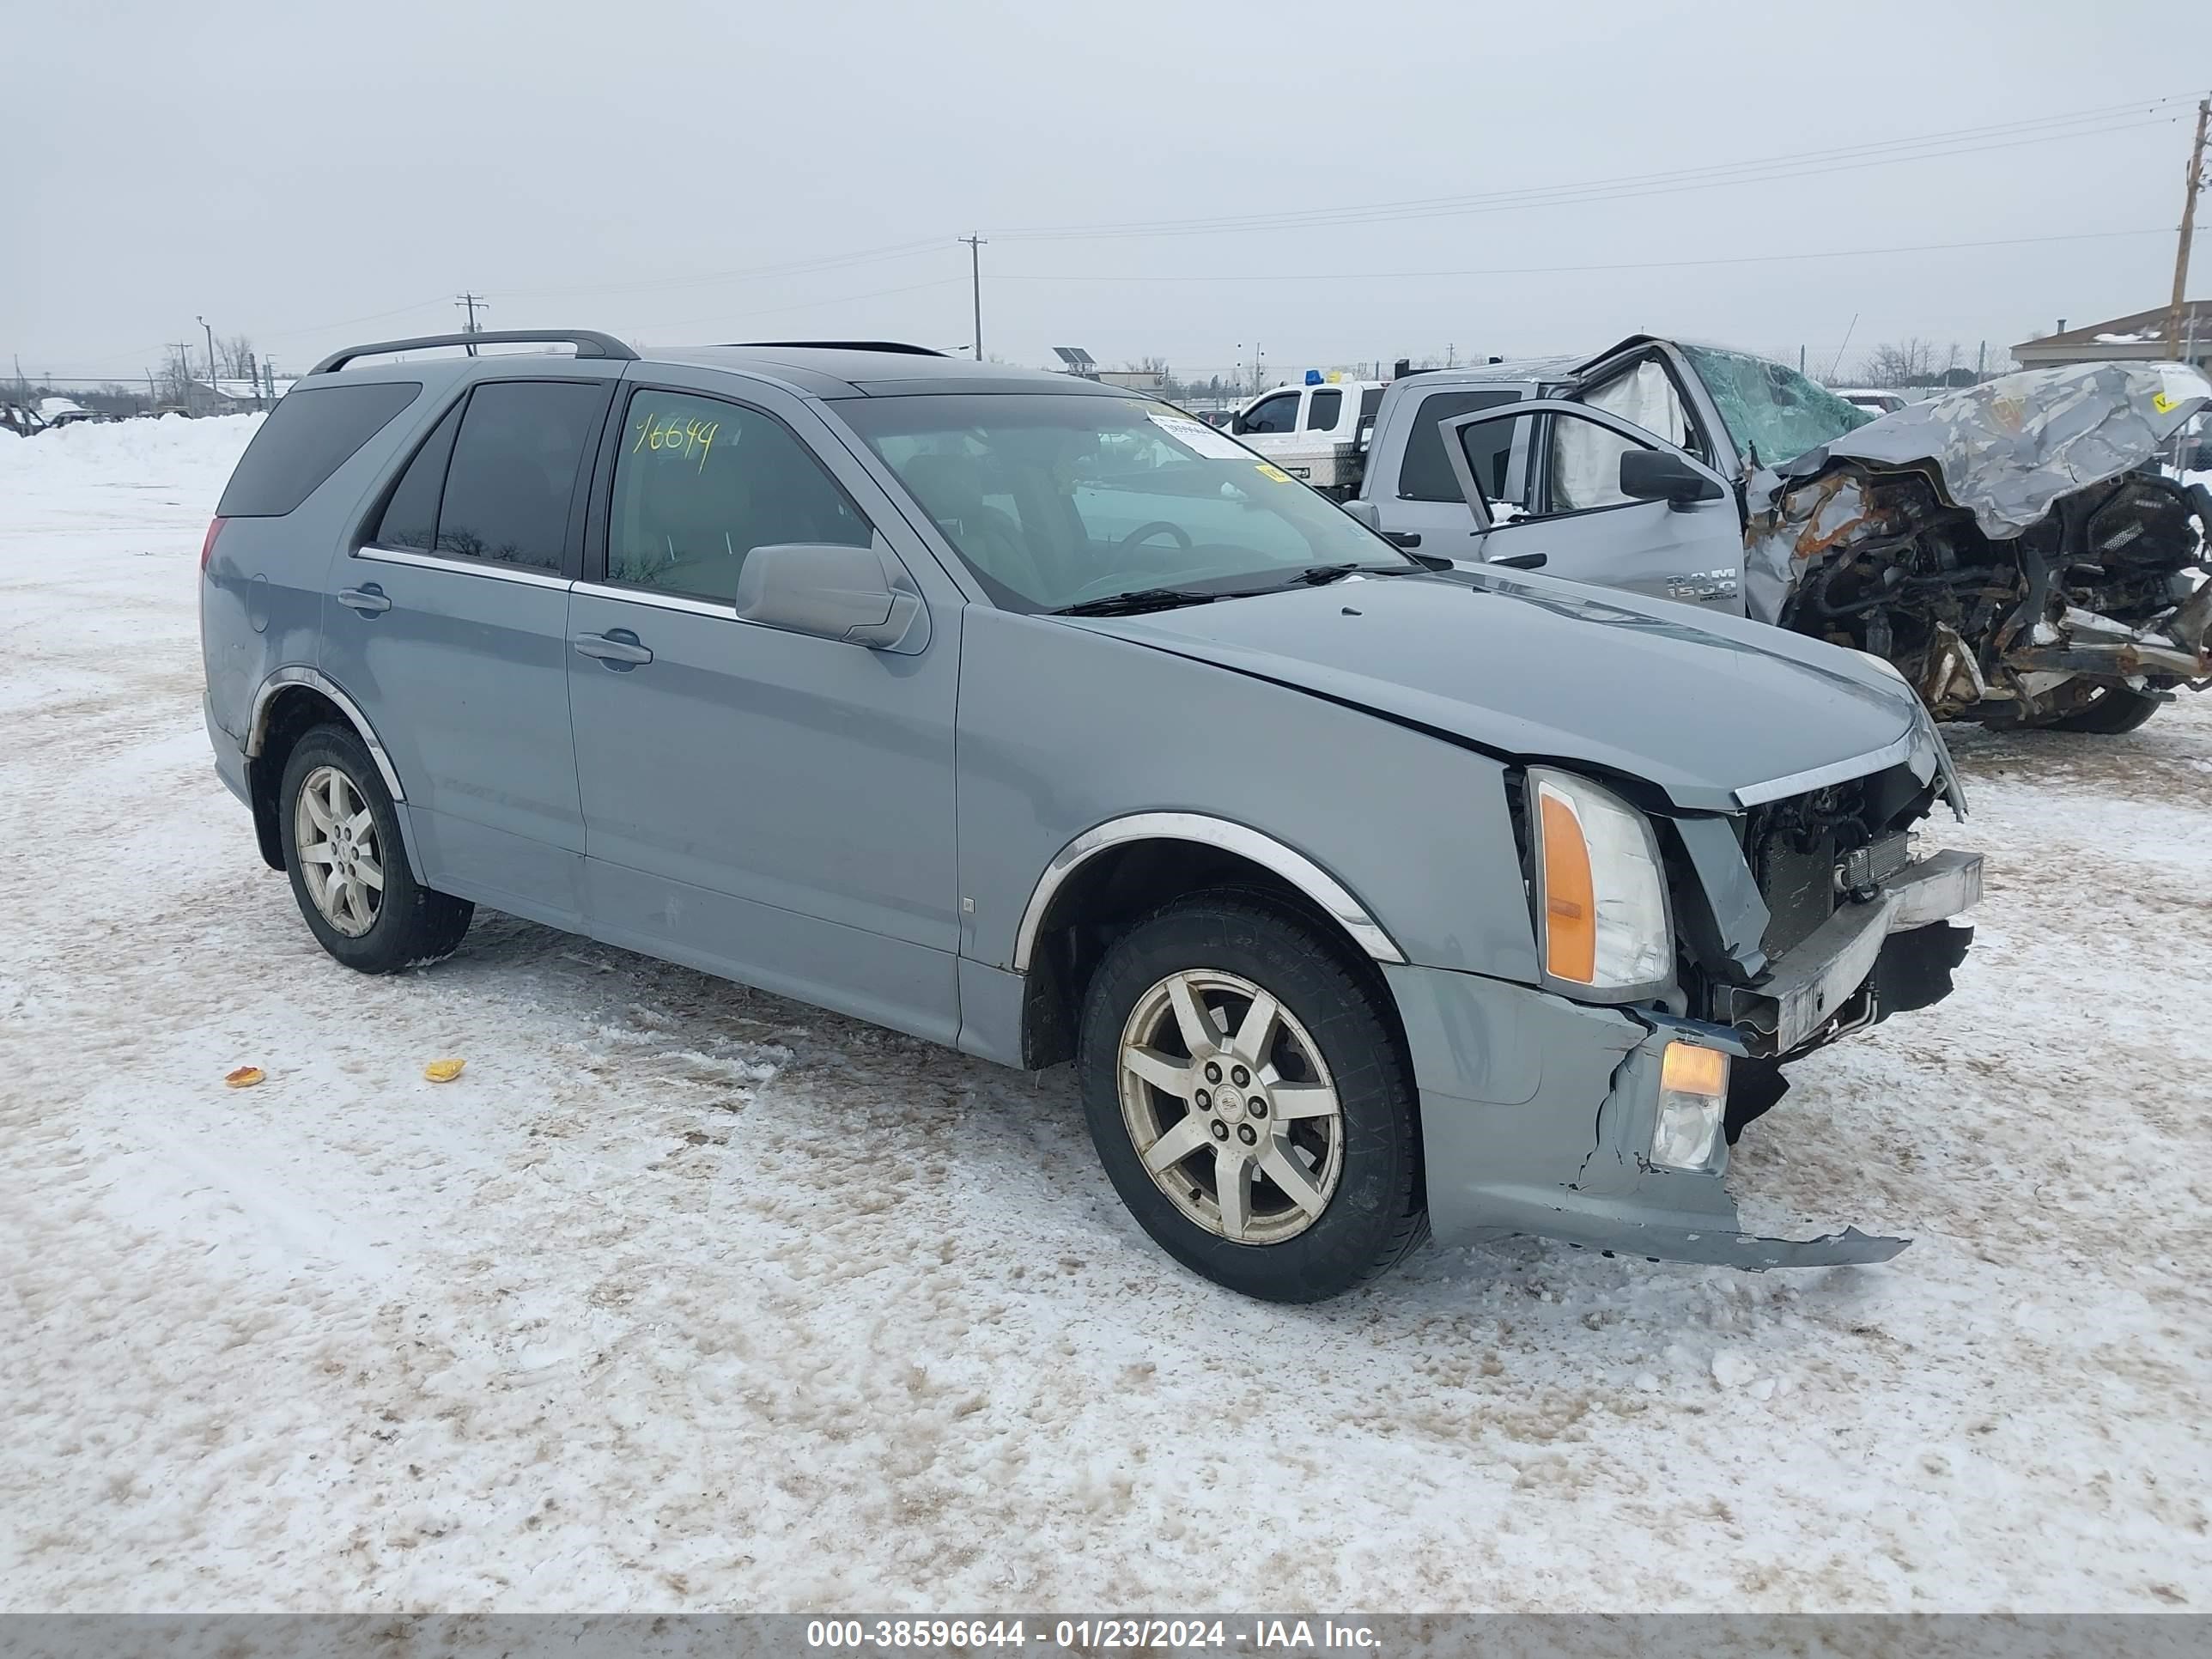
[1725,850,1983,1054]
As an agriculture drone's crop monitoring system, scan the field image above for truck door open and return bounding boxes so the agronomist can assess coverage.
[1437,399,1745,612]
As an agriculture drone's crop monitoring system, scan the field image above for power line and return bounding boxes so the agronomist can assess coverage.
[629,275,969,337]
[985,226,2172,285]
[497,238,951,301]
[988,95,2199,243]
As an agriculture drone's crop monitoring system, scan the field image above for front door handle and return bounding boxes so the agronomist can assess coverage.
[1490,551,1548,570]
[337,585,392,615]
[573,631,653,666]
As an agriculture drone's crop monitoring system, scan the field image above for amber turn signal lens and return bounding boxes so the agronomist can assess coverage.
[1538,787,1596,983]
[1661,1042,1729,1098]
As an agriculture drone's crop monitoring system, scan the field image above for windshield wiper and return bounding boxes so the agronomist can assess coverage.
[1289,562,1420,585]
[1050,586,1223,617]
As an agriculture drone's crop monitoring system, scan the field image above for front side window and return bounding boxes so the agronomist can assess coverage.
[1556,360,1694,511]
[1304,388,1342,431]
[836,393,1413,613]
[1460,409,1662,518]
[434,381,606,574]
[1237,392,1300,434]
[605,390,872,603]
[1678,343,1872,469]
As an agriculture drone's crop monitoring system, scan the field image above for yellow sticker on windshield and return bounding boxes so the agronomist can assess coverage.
[1255,463,1295,483]
[2152,392,2178,415]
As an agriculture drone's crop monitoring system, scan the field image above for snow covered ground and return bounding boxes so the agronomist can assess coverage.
[1,416,2207,1614]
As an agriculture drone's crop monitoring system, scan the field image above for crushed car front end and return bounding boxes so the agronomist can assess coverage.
[1743,362,2212,727]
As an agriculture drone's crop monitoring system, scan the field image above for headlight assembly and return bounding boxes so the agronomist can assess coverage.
[1528,768,1673,998]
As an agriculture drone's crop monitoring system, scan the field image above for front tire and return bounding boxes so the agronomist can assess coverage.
[2042,685,2162,735]
[278,726,472,973]
[1078,891,1425,1302]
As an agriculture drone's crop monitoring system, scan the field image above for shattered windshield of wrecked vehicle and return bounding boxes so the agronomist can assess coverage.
[1680,343,1875,470]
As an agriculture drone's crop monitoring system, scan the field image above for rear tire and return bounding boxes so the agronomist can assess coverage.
[2043,686,2162,735]
[278,726,472,973]
[1078,890,1425,1302]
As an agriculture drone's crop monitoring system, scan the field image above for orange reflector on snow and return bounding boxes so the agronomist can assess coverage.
[1662,1042,1729,1098]
[1538,787,1596,983]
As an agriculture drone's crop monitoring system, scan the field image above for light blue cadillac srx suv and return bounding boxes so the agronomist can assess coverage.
[200,331,1981,1301]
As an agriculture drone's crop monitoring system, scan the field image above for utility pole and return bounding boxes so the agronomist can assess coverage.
[170,342,199,414]
[959,237,986,362]
[456,293,489,356]
[199,315,218,394]
[2166,95,2210,363]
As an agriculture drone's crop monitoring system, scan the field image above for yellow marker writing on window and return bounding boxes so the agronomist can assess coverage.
[631,412,720,471]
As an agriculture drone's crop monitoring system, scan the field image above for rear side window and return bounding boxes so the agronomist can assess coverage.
[1396,389,1522,502]
[216,381,420,516]
[433,381,607,574]
[371,401,464,550]
[1304,388,1341,431]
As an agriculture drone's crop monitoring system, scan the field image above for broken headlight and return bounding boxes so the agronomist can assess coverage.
[1528,768,1673,999]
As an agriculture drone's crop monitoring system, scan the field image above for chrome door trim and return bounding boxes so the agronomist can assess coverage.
[246,666,408,802]
[355,544,572,591]
[571,580,736,621]
[1012,811,1407,972]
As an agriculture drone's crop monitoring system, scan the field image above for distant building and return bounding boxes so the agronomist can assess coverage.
[1097,368,1165,393]
[190,377,295,413]
[2012,302,2212,372]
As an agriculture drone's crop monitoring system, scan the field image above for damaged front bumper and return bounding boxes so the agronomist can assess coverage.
[1386,849,1979,1268]
[1718,848,1981,1055]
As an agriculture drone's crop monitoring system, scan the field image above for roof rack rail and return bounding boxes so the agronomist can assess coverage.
[308,330,639,375]
[726,339,946,356]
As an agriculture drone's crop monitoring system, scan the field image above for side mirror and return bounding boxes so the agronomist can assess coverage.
[1619,448,1725,507]
[1340,499,1381,531]
[734,540,927,653]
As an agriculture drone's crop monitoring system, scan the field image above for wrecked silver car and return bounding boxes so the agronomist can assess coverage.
[1746,362,2212,731]
[1344,339,2211,731]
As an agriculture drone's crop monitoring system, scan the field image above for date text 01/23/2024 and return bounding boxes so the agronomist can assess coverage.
[804,1618,1382,1651]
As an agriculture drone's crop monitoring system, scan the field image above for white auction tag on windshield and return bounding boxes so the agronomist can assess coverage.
[1147,410,1250,460]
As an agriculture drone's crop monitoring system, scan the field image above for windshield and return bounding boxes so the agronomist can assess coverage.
[834,393,1413,612]
[1678,344,1875,469]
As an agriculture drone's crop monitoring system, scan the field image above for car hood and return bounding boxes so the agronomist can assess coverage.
[1056,570,1948,814]
[1759,361,2212,538]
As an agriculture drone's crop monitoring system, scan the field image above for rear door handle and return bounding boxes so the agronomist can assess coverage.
[573,631,653,666]
[337,585,392,615]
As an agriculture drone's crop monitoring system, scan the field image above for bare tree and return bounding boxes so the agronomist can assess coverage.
[219,334,257,378]
[158,345,198,410]
[1852,338,1970,389]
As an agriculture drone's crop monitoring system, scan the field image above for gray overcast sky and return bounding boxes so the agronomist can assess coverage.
[4,0,2206,384]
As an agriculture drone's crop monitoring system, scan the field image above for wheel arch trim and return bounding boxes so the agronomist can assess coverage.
[246,666,406,802]
[1010,811,1408,972]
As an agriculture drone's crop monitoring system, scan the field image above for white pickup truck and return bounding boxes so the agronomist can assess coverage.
[1226,376,1385,493]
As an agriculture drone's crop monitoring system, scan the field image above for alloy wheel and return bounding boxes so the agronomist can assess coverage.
[1115,969,1344,1245]
[294,764,384,938]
